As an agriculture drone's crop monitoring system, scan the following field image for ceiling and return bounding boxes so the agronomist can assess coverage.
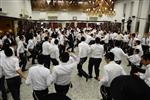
[31,0,115,11]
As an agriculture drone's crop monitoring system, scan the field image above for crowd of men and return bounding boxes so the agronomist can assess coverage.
[0,26,150,100]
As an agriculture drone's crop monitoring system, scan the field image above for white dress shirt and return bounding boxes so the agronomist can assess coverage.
[59,34,65,45]
[128,38,138,47]
[139,64,150,87]
[0,56,20,79]
[90,44,104,58]
[0,39,2,46]
[0,50,5,78]
[141,37,150,46]
[128,54,141,66]
[10,47,15,56]
[102,34,109,43]
[42,41,52,55]
[114,34,123,41]
[26,64,51,90]
[110,47,128,61]
[27,39,35,50]
[50,44,59,60]
[0,65,3,78]
[78,41,90,58]
[134,45,143,56]
[123,34,129,42]
[100,61,126,87]
[85,34,94,44]
[15,36,20,45]
[17,40,25,56]
[50,54,79,85]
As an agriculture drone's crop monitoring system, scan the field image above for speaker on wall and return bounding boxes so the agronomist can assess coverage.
[0,8,2,11]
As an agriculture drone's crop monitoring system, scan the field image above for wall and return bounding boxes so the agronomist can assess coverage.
[112,0,150,35]
[0,0,32,18]
[0,0,149,35]
[32,11,87,20]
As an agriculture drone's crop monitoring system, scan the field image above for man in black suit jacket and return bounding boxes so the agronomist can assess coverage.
[67,30,75,52]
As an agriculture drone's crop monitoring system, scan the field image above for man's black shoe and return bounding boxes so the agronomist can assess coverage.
[77,73,82,77]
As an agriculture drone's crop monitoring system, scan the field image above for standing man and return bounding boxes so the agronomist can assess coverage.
[26,55,51,100]
[17,35,27,71]
[27,35,36,64]
[0,49,7,100]
[50,52,79,95]
[77,37,90,81]
[88,37,104,81]
[50,39,59,66]
[100,52,126,100]
[141,34,150,54]
[42,36,52,68]
[1,47,26,100]
[127,17,132,32]
[67,30,75,52]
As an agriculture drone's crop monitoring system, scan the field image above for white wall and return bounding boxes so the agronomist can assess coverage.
[112,0,150,35]
[32,11,88,20]
[0,0,32,18]
[138,0,150,34]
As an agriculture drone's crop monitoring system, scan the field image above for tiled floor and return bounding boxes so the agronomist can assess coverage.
[5,52,131,100]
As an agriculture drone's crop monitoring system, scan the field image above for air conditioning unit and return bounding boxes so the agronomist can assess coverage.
[89,17,98,21]
[48,16,58,20]
[0,8,7,16]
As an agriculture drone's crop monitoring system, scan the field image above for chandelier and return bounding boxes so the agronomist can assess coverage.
[31,0,116,16]
[86,0,116,17]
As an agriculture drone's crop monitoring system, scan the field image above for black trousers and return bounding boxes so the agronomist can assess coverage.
[100,85,112,100]
[0,76,7,100]
[42,55,51,69]
[19,53,27,71]
[28,49,36,64]
[67,42,74,52]
[6,76,21,100]
[77,57,89,78]
[142,45,149,54]
[33,88,48,100]
[59,45,66,55]
[51,58,59,66]
[130,65,145,76]
[104,43,110,53]
[88,58,102,77]
[54,84,70,95]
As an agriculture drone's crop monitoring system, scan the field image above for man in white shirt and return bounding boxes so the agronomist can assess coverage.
[59,31,66,55]
[50,52,79,95]
[77,37,90,81]
[88,37,104,80]
[50,39,59,65]
[141,34,149,54]
[26,55,51,100]
[110,40,128,64]
[134,40,143,57]
[102,32,109,53]
[42,36,52,68]
[100,52,126,100]
[128,49,141,75]
[1,47,26,100]
[0,50,7,100]
[17,35,27,71]
[27,35,36,64]
[137,52,150,87]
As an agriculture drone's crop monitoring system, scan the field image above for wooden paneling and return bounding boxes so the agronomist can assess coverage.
[0,19,14,36]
